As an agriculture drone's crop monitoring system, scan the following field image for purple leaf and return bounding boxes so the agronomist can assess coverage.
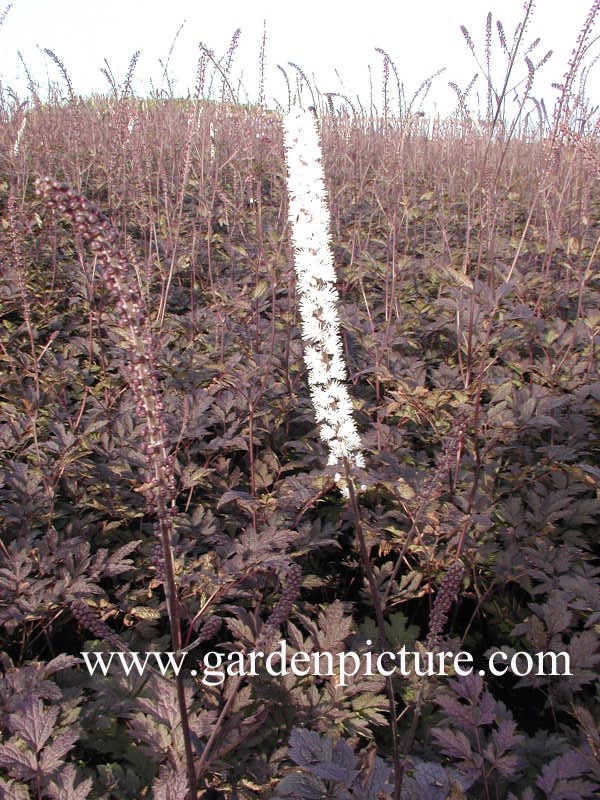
[9,697,58,752]
[0,742,37,781]
[46,765,92,800]
[431,728,474,761]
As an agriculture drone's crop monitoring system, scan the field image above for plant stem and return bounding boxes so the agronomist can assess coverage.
[343,458,402,799]
[157,513,197,798]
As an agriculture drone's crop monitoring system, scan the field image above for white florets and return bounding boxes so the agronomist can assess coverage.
[282,107,365,474]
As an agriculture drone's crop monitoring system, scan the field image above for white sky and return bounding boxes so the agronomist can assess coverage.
[1,0,599,119]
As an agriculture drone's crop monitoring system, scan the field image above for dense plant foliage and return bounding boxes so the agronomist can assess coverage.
[1,13,599,797]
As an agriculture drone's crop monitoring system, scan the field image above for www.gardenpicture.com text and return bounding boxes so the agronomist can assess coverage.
[81,639,571,686]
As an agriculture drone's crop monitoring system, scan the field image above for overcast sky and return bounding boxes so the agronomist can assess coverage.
[1,0,598,119]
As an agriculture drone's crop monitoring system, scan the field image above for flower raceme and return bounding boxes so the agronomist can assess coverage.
[34,177,177,517]
[282,107,364,471]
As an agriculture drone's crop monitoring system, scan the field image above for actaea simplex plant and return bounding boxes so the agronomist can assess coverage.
[282,105,409,798]
[34,177,198,799]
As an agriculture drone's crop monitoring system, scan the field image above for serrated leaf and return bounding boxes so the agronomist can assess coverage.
[288,728,331,766]
[431,728,473,761]
[46,765,92,800]
[275,770,325,799]
[39,729,79,773]
[0,742,37,781]
[9,697,58,752]
[0,777,31,800]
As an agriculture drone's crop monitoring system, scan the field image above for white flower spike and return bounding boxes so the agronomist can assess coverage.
[282,106,364,473]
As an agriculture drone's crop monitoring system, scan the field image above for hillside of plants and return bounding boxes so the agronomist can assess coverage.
[0,5,599,799]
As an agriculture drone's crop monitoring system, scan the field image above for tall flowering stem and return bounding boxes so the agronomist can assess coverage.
[282,110,402,797]
[282,107,364,472]
[35,177,197,799]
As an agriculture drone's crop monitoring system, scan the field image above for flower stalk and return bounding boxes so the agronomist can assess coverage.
[35,177,197,799]
[282,109,405,796]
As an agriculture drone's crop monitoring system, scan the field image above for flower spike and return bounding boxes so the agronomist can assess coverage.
[282,107,364,471]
